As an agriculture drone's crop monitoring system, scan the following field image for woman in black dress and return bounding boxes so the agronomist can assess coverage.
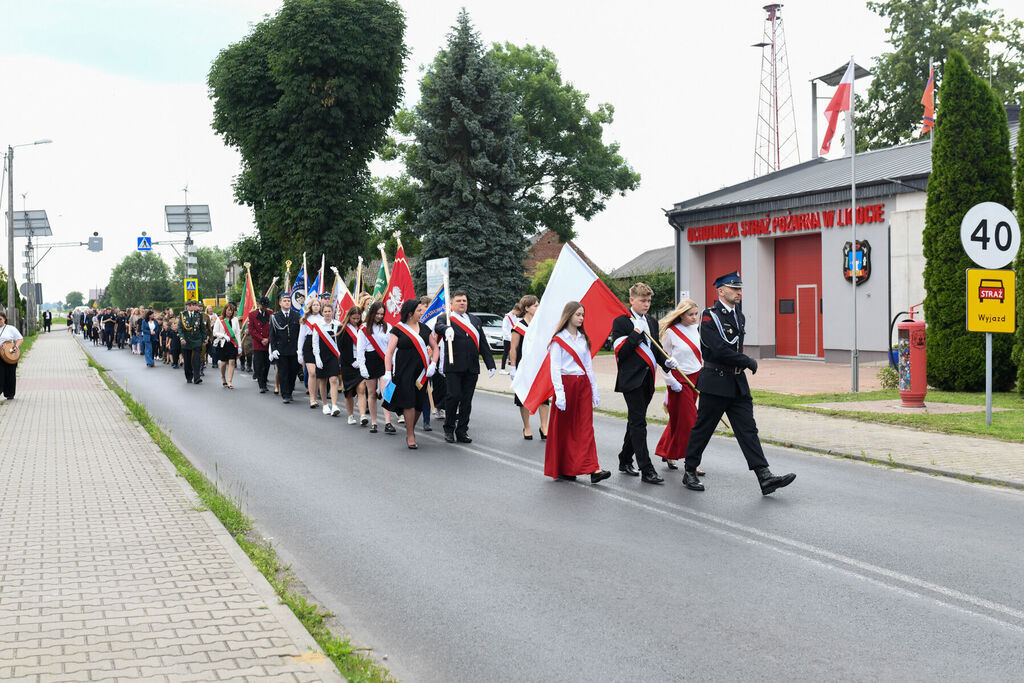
[314,302,342,416]
[382,299,439,449]
[338,305,365,421]
[508,294,550,440]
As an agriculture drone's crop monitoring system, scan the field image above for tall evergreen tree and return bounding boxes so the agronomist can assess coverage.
[409,10,529,312]
[1012,103,1024,393]
[923,51,1015,390]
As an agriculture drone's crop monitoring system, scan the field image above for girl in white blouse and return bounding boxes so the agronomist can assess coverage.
[297,298,325,408]
[543,301,610,484]
[654,299,704,473]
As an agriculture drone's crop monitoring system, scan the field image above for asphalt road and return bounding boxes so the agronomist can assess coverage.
[83,339,1024,682]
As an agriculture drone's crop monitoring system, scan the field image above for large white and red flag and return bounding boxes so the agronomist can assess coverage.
[820,58,855,155]
[511,245,628,413]
[382,242,416,327]
[329,266,357,315]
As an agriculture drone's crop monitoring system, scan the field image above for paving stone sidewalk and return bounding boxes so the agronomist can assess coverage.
[480,364,1024,489]
[0,333,342,681]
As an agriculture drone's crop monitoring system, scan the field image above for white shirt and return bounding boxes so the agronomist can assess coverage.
[0,324,24,344]
[661,323,702,378]
[296,314,324,362]
[501,311,519,341]
[212,317,240,347]
[549,329,599,401]
[356,322,391,369]
[630,309,651,335]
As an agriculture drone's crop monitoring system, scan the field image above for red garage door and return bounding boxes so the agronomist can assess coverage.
[704,242,741,309]
[774,234,823,358]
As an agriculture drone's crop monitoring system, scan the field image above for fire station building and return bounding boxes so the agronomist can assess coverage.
[666,112,1019,362]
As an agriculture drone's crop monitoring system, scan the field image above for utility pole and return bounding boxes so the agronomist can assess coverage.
[6,145,14,326]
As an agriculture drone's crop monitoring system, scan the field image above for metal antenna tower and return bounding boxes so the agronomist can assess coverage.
[752,3,800,177]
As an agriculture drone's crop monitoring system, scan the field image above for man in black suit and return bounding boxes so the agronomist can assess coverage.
[269,292,302,404]
[42,310,52,332]
[435,290,495,443]
[683,271,795,495]
[612,282,679,484]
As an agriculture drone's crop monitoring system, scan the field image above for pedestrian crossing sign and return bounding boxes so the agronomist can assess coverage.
[184,278,199,302]
[137,236,152,251]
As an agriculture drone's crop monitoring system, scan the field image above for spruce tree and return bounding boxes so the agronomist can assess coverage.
[923,51,1015,391]
[409,10,529,312]
[1012,102,1024,392]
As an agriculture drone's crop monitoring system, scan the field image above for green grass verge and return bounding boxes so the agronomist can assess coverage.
[84,352,397,682]
[18,330,39,357]
[751,388,1024,443]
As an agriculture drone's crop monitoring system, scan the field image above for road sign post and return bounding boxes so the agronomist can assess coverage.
[961,202,1020,426]
[184,278,199,302]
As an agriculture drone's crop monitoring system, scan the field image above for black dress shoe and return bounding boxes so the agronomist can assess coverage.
[384,423,397,434]
[523,429,533,440]
[282,397,292,404]
[193,378,203,385]
[641,471,664,484]
[682,470,705,491]
[662,458,679,470]
[756,468,796,495]
[369,424,378,434]
[444,432,456,443]
[557,474,577,481]
[590,470,611,484]
[618,464,639,476]
[456,434,472,443]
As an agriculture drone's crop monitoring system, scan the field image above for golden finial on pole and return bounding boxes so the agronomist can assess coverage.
[243,261,251,270]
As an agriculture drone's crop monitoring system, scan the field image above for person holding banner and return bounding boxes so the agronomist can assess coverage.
[213,304,241,389]
[338,305,365,420]
[544,301,610,484]
[653,299,704,472]
[435,290,495,444]
[508,295,549,440]
[313,303,342,416]
[297,298,325,409]
[357,301,396,433]
[611,282,679,484]
[382,299,439,449]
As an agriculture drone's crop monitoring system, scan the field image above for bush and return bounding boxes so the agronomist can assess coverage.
[877,365,899,390]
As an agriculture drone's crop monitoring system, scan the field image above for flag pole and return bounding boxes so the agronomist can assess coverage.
[378,242,390,283]
[264,276,279,300]
[929,57,934,141]
[319,254,325,296]
[443,270,453,364]
[356,256,363,299]
[849,55,859,392]
[283,260,292,294]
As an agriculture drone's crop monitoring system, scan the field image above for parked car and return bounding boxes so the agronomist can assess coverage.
[471,312,505,353]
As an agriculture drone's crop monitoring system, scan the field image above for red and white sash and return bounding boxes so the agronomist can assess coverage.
[395,322,430,388]
[512,321,528,338]
[669,324,702,364]
[361,325,386,359]
[612,334,656,375]
[551,335,587,374]
[344,324,359,347]
[306,320,340,359]
[450,313,480,350]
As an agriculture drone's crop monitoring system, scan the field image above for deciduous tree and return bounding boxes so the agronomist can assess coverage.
[65,291,84,308]
[105,252,174,308]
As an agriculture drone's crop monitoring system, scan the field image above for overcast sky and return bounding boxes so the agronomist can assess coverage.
[3,0,1016,304]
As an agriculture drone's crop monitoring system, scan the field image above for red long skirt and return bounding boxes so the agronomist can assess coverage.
[544,374,599,478]
[654,371,700,461]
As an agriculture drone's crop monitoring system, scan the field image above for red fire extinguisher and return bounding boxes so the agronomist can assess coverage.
[896,303,927,408]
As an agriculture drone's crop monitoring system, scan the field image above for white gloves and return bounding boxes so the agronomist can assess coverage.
[665,357,679,370]
[382,371,392,386]
[444,327,455,342]
[488,367,495,378]
[426,361,436,378]
[315,357,323,369]
[269,350,280,362]
[509,366,517,379]
[359,364,369,379]
[554,389,566,411]
[297,353,305,365]
[592,394,600,409]
[668,379,683,392]
[352,360,360,368]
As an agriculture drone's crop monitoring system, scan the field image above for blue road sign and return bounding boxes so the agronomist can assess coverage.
[137,236,152,251]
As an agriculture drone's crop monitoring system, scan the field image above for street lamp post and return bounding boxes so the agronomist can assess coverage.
[5,139,52,329]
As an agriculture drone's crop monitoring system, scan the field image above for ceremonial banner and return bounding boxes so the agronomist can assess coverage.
[238,267,256,334]
[330,267,357,315]
[372,262,388,300]
[511,245,628,413]
[290,255,307,311]
[419,284,446,323]
[382,243,415,327]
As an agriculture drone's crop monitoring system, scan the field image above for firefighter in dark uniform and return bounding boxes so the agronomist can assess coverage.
[682,271,796,495]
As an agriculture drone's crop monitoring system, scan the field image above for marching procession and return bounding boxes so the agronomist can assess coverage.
[67,245,796,496]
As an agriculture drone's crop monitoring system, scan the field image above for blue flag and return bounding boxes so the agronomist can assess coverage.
[419,283,446,323]
[304,272,321,311]
[290,267,306,311]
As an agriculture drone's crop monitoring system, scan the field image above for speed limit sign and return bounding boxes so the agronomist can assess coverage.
[960,202,1020,268]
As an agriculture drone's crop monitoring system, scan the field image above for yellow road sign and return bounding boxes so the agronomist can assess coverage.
[966,268,1015,333]
[184,278,199,302]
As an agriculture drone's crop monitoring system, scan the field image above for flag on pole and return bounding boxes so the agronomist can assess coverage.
[304,271,321,312]
[290,253,307,311]
[920,62,935,135]
[330,267,357,314]
[238,265,256,333]
[819,58,855,155]
[317,254,325,295]
[382,241,415,326]
[419,284,446,323]
[372,262,388,300]
[510,245,628,413]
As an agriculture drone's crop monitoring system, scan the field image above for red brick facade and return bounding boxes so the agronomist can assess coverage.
[525,229,604,277]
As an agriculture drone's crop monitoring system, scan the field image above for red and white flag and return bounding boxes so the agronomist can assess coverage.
[820,58,855,155]
[382,243,415,327]
[511,245,628,413]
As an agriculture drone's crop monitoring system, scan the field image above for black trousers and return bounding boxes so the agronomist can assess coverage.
[253,350,270,389]
[183,348,203,382]
[104,328,114,349]
[278,354,299,399]
[619,374,656,474]
[684,392,770,472]
[116,329,126,348]
[432,373,447,409]
[501,339,510,369]
[443,371,478,436]
[1,361,16,399]
[43,321,51,332]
